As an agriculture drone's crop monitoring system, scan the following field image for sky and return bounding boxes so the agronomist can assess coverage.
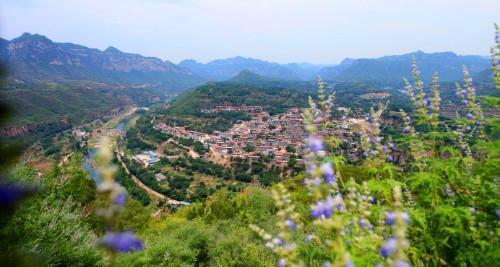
[0,0,499,64]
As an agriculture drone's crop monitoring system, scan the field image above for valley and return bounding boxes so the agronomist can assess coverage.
[1,15,499,265]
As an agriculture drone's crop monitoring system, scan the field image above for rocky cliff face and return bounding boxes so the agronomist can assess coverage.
[0,125,30,137]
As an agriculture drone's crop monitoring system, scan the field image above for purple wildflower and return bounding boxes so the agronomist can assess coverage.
[113,192,127,206]
[272,237,283,246]
[311,196,334,219]
[357,131,363,137]
[379,238,397,257]
[0,184,34,208]
[279,258,286,267]
[368,196,375,204]
[321,162,336,184]
[402,126,410,133]
[304,234,314,243]
[306,163,317,174]
[388,155,394,162]
[285,219,297,231]
[386,212,396,226]
[333,194,344,211]
[325,174,336,185]
[359,218,368,228]
[374,136,381,143]
[495,209,500,218]
[307,136,323,152]
[424,99,430,107]
[345,260,354,267]
[466,113,473,120]
[100,231,143,252]
[321,162,334,177]
[402,212,410,224]
[311,177,322,186]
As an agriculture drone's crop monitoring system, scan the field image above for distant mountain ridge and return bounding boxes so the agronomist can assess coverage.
[180,52,490,84]
[179,56,302,81]
[0,33,206,91]
[318,51,490,84]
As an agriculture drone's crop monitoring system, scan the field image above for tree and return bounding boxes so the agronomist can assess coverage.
[244,143,256,152]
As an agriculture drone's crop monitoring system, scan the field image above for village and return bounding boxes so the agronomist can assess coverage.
[154,106,307,166]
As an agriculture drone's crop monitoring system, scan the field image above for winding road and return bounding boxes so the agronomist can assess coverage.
[82,108,189,206]
[115,149,188,206]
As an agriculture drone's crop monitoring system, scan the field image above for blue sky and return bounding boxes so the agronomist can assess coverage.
[0,0,499,64]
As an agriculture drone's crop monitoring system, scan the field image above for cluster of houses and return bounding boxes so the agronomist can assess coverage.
[207,108,305,165]
[153,105,376,166]
[155,107,306,166]
[200,105,264,114]
[154,123,210,144]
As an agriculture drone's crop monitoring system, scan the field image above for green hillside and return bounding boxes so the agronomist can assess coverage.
[164,82,309,133]
[0,81,160,139]
[168,82,308,116]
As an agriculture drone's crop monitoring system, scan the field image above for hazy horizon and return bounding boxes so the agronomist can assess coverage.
[1,0,499,64]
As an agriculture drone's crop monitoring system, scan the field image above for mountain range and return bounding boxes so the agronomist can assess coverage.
[179,53,491,84]
[0,33,205,91]
[319,51,491,84]
[179,57,324,81]
[0,33,492,87]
